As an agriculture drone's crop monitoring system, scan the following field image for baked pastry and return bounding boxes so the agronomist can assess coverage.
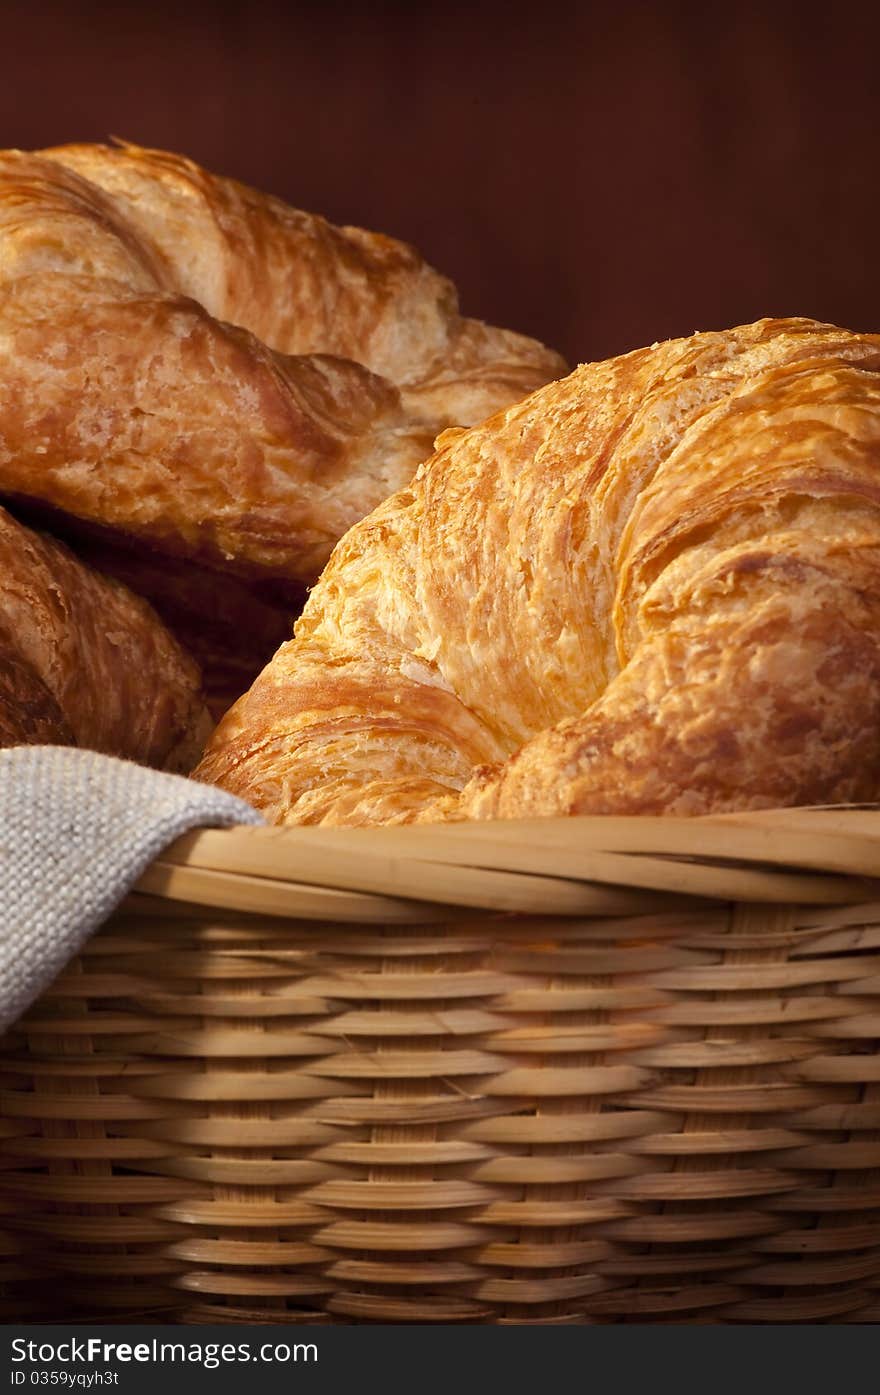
[0,652,67,749]
[0,141,562,711]
[0,505,209,770]
[38,521,299,724]
[0,142,564,587]
[195,317,880,823]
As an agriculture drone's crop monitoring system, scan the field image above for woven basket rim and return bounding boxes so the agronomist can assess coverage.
[14,804,880,1325]
[133,805,880,923]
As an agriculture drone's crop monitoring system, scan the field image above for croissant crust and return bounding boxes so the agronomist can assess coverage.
[0,142,564,585]
[196,317,880,823]
[0,506,209,770]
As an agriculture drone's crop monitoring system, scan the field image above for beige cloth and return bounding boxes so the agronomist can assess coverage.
[0,745,262,1032]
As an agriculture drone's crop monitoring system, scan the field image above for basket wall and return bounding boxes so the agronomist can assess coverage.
[3,892,880,1324]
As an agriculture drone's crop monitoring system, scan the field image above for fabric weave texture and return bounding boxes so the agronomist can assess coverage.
[0,745,262,1031]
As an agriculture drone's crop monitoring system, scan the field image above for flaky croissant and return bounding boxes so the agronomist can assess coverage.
[196,317,880,823]
[0,142,563,586]
[0,506,209,770]
[0,141,562,714]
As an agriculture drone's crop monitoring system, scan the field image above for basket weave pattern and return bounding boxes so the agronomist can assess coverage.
[3,812,880,1323]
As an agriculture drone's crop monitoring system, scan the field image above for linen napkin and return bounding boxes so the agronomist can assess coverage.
[0,744,263,1032]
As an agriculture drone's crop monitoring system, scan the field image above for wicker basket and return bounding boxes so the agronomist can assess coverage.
[4,808,880,1324]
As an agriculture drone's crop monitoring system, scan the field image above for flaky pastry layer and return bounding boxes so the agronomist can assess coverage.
[196,318,880,822]
[0,142,564,584]
[0,506,209,770]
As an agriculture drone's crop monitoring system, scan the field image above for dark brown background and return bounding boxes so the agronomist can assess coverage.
[3,0,878,366]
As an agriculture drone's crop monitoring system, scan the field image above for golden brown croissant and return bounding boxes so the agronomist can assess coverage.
[195,317,880,823]
[0,141,564,588]
[0,506,209,770]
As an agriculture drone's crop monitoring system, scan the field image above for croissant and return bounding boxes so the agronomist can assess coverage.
[0,141,563,591]
[195,317,880,823]
[0,505,209,770]
[0,141,561,712]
